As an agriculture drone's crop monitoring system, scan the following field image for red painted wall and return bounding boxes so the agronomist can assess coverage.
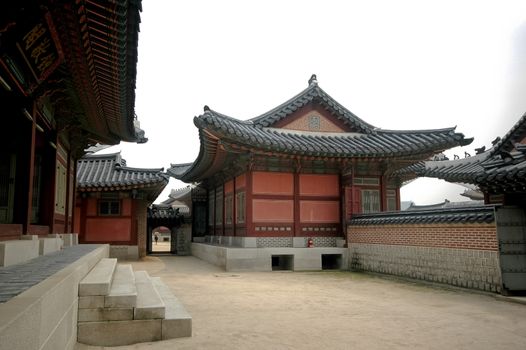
[74,206,81,233]
[300,200,340,223]
[224,180,234,193]
[299,174,339,196]
[78,197,136,244]
[85,218,132,241]
[253,199,294,223]
[252,171,293,195]
[236,173,246,189]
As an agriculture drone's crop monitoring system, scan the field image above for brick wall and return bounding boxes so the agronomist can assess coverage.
[349,224,498,250]
[348,222,502,292]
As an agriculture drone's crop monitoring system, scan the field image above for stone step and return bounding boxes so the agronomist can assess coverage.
[77,319,162,346]
[151,277,192,339]
[79,258,117,296]
[134,270,165,319]
[105,264,137,308]
[78,307,134,322]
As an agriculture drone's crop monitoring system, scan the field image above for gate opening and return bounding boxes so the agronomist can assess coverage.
[151,226,171,253]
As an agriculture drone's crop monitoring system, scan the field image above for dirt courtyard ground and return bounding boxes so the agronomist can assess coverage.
[76,256,526,350]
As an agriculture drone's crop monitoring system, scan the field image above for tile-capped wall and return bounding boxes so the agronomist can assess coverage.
[350,243,501,292]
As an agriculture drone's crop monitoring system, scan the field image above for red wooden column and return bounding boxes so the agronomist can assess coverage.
[23,105,37,235]
[49,136,58,233]
[339,174,346,237]
[70,159,79,233]
[245,170,253,236]
[64,146,73,232]
[293,171,300,237]
[380,175,387,211]
[396,187,401,211]
[221,185,225,236]
[232,176,236,237]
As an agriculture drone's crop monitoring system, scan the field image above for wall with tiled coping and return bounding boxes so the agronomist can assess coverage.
[347,207,501,292]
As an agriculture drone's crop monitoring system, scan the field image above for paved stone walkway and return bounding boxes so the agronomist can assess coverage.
[0,244,99,303]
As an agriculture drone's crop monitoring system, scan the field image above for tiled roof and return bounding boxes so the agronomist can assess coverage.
[168,76,472,182]
[349,205,495,225]
[53,0,144,144]
[396,112,526,193]
[167,164,194,178]
[195,110,471,158]
[249,75,375,133]
[405,200,484,211]
[490,112,526,155]
[147,205,181,219]
[77,153,168,191]
[399,143,526,193]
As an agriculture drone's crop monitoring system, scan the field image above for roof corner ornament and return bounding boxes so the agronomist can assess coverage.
[491,137,501,146]
[308,74,318,86]
[464,152,471,158]
[203,105,210,112]
[475,146,485,154]
[454,154,460,160]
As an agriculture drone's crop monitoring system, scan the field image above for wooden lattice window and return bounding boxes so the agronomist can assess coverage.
[236,191,245,224]
[361,189,380,213]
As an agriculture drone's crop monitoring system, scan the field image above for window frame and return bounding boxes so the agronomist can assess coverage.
[361,189,380,214]
[98,199,121,216]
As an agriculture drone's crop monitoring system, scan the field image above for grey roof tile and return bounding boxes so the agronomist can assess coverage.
[169,78,472,181]
[77,153,168,191]
[349,205,495,225]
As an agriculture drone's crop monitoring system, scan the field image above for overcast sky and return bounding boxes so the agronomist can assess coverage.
[100,0,526,204]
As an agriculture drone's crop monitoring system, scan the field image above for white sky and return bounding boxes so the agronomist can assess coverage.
[100,0,526,205]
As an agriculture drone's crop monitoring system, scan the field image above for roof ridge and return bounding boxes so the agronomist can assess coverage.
[80,152,121,160]
[376,127,457,134]
[247,82,377,133]
[489,111,526,156]
[117,165,165,173]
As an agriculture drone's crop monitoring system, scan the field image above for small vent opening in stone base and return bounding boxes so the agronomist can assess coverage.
[272,255,294,271]
[322,254,342,270]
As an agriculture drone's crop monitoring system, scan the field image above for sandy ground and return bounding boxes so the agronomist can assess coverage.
[76,256,526,350]
[151,241,171,253]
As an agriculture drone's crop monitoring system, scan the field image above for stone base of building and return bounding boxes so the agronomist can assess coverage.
[191,242,348,272]
[110,245,139,260]
[197,235,346,248]
[0,244,109,350]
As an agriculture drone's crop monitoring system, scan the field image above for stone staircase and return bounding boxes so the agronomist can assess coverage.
[77,258,191,346]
